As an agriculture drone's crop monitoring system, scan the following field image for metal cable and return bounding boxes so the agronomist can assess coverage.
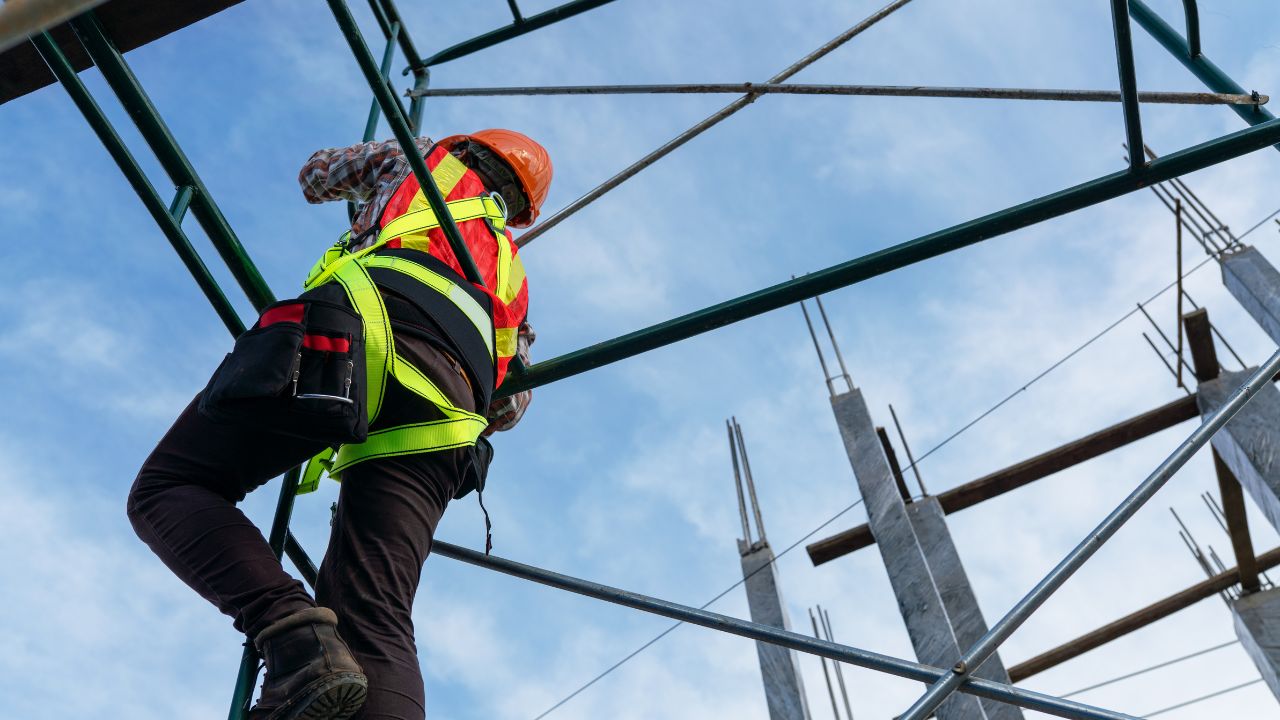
[1142,677,1264,717]
[530,497,865,720]
[1058,639,1238,698]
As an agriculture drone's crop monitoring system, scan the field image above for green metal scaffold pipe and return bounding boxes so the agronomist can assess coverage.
[498,115,1280,397]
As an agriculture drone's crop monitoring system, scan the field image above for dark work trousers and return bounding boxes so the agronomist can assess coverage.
[128,331,477,720]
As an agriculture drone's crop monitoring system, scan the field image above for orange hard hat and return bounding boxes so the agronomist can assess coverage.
[438,129,552,228]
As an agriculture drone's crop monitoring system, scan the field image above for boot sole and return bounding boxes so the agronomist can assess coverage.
[268,672,368,720]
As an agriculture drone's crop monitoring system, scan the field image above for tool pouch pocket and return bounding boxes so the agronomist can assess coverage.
[453,436,494,500]
[199,284,368,445]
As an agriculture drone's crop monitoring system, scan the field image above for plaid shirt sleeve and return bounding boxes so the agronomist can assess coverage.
[484,322,535,435]
[298,137,435,205]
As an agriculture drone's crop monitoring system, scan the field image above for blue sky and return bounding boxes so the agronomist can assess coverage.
[3,0,1280,718]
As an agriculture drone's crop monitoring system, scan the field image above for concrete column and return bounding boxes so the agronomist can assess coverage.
[1197,369,1280,701]
[1222,246,1280,344]
[729,418,812,720]
[1197,369,1280,535]
[1232,587,1280,701]
[832,390,1022,720]
[740,541,813,720]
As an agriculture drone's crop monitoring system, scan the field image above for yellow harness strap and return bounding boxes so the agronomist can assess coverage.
[296,253,490,494]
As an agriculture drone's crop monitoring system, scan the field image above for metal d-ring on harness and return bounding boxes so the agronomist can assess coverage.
[296,152,506,494]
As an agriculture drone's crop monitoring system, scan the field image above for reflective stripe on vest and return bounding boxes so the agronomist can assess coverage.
[295,256,490,494]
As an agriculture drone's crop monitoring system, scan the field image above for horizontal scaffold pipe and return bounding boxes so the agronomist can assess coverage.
[496,116,1280,398]
[412,0,619,69]
[431,540,1138,720]
[411,82,1268,106]
[515,0,919,246]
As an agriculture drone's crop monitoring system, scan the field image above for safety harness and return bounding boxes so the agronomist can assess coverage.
[296,152,508,494]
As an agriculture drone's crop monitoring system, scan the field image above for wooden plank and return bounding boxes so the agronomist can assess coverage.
[807,394,1200,566]
[1008,545,1280,682]
[1215,450,1262,593]
[1185,306,1262,593]
[0,0,243,105]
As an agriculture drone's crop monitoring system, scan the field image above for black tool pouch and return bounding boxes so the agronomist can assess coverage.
[199,284,368,445]
[453,436,494,500]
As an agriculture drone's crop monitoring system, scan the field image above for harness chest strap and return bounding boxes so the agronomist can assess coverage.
[297,257,490,494]
[304,194,505,291]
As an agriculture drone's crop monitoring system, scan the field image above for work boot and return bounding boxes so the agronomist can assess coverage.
[248,607,367,720]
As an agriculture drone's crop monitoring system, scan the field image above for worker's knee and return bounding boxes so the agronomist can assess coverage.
[126,457,170,537]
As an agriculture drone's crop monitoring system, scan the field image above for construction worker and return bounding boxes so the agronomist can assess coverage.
[126,130,550,720]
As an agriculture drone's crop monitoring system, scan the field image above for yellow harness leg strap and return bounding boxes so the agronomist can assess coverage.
[330,352,487,474]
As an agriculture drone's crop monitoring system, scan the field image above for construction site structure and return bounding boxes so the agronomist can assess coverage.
[4,0,1280,717]
[729,419,813,720]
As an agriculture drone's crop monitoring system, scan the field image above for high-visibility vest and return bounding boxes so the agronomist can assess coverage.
[380,144,528,386]
[296,151,515,493]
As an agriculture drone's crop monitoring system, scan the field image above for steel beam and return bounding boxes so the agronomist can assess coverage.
[896,347,1280,720]
[429,541,1138,720]
[414,0,619,68]
[1179,0,1201,57]
[832,389,1021,720]
[1108,0,1144,171]
[498,117,1280,398]
[69,11,277,312]
[808,395,1199,565]
[1131,0,1276,138]
[1008,545,1280,682]
[326,0,485,288]
[411,82,1267,106]
[30,31,244,336]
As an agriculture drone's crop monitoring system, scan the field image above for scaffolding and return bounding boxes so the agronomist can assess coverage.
[4,0,1280,718]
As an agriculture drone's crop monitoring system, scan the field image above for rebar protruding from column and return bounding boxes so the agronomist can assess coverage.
[1144,144,1239,254]
[800,297,837,397]
[1139,303,1197,381]
[1172,507,1228,599]
[820,607,856,720]
[734,418,769,546]
[815,295,854,393]
[799,290,854,397]
[1177,199,1185,388]
[729,419,753,545]
[889,404,928,497]
[811,608,842,720]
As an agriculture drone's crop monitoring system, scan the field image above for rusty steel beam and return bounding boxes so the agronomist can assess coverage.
[807,395,1200,566]
[1008,545,1280,682]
